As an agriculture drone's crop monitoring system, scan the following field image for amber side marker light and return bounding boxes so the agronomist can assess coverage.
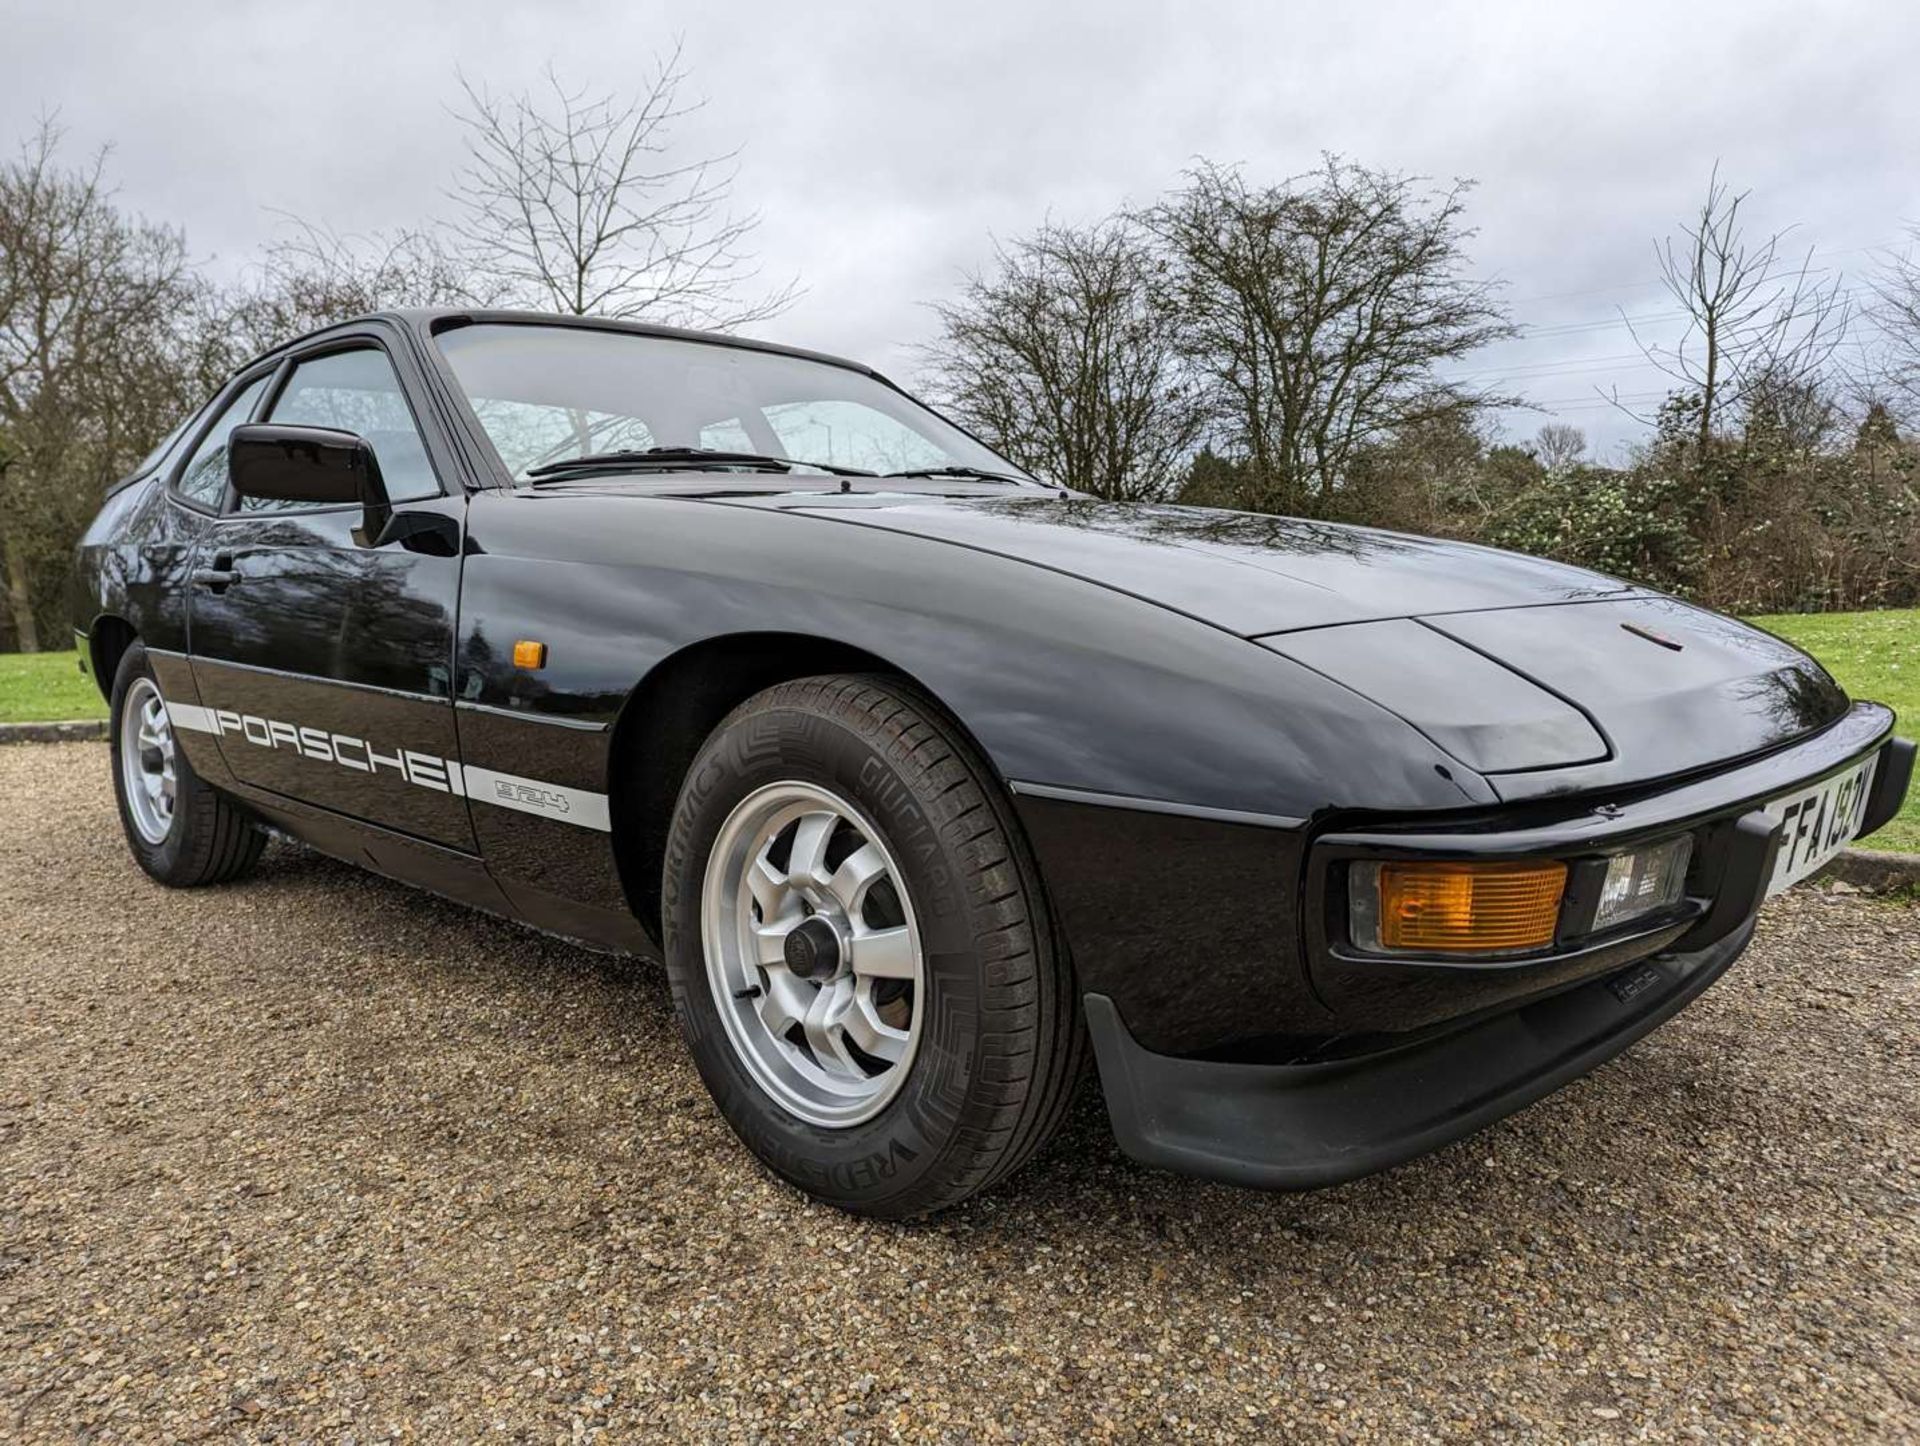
[512,639,548,670]
[1353,859,1569,955]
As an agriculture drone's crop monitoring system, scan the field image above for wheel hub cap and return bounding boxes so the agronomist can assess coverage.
[782,915,843,980]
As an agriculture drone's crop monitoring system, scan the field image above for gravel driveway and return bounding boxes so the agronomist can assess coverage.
[2,741,1916,1442]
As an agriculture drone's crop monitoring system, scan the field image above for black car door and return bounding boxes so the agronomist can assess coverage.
[186,330,476,851]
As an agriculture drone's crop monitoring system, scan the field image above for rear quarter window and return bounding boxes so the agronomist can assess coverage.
[174,376,270,508]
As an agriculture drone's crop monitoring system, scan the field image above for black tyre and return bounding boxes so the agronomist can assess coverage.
[109,642,266,887]
[662,674,1084,1218]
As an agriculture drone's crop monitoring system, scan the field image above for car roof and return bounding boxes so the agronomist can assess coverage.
[255,307,888,383]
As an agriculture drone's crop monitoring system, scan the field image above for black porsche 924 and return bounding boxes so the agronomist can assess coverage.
[69,310,1913,1217]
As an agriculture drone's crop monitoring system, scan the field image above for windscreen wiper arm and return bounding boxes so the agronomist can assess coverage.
[526,447,875,479]
[888,464,1033,486]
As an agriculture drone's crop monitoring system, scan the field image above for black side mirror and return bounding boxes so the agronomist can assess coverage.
[228,424,392,543]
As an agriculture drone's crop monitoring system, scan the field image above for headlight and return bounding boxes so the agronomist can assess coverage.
[1592,835,1693,933]
[1350,859,1568,956]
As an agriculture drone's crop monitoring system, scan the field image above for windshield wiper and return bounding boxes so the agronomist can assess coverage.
[888,464,1033,486]
[526,447,875,479]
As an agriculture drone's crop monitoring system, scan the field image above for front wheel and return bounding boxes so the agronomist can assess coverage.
[662,675,1084,1218]
[109,642,265,887]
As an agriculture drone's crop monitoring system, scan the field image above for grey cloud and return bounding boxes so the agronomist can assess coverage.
[5,0,1914,454]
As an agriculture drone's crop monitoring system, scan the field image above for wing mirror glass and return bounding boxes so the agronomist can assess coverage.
[227,424,392,543]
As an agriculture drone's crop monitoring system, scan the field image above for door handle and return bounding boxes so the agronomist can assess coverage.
[192,553,237,592]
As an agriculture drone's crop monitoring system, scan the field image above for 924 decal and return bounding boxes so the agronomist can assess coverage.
[166,702,611,830]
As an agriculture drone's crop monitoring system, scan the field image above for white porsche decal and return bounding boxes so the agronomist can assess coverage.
[166,701,610,831]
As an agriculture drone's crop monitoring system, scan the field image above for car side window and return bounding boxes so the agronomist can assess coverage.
[245,346,438,511]
[173,376,269,507]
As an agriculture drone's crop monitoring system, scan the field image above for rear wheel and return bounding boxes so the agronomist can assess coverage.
[110,643,265,887]
[662,675,1084,1218]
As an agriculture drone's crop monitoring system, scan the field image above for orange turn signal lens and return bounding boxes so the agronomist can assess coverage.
[1369,859,1567,954]
[512,639,548,670]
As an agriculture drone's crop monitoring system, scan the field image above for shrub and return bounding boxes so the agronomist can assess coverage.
[1487,470,1704,595]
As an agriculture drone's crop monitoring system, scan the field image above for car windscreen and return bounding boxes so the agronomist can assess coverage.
[434,323,1024,482]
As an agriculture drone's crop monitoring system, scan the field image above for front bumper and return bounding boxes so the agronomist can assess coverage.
[1303,703,1907,1035]
[1083,704,1911,1190]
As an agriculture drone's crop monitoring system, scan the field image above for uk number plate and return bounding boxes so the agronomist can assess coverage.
[1763,756,1878,897]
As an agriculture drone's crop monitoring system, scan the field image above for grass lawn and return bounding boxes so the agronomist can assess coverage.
[1751,608,1918,854]
[0,650,107,725]
[0,607,1913,849]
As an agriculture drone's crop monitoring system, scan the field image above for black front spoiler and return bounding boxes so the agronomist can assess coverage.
[1085,916,1756,1192]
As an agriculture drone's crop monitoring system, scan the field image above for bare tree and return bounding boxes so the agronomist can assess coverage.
[448,50,796,327]
[925,218,1202,499]
[1868,229,1920,425]
[1628,166,1849,453]
[226,216,487,357]
[1142,158,1517,514]
[1533,422,1588,474]
[0,119,204,650]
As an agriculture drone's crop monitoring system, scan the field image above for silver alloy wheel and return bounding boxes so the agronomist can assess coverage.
[120,676,177,845]
[701,781,926,1128]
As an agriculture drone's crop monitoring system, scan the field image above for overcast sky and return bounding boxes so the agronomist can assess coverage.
[6,0,1916,457]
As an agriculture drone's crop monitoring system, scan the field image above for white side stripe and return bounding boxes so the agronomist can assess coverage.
[165,697,609,831]
[165,702,219,734]
[462,766,612,831]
